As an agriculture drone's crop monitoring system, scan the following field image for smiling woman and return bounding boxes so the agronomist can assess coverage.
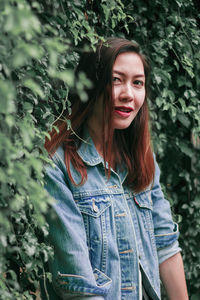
[112,52,145,129]
[92,51,145,129]
[88,51,146,157]
[43,37,188,300]
[46,38,153,191]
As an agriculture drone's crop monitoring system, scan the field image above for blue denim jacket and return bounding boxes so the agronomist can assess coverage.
[44,128,181,300]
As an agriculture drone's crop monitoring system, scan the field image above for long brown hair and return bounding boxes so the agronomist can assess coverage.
[45,37,155,192]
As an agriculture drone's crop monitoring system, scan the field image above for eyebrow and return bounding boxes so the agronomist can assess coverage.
[113,70,145,78]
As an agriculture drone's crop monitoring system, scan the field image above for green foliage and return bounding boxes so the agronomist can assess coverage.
[0,0,199,298]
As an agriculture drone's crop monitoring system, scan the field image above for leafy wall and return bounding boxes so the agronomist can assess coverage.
[0,0,199,299]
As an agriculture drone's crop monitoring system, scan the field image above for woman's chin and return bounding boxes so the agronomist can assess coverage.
[113,121,132,130]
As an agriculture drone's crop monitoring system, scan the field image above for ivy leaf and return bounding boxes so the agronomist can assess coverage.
[179,141,193,157]
[23,79,44,99]
[0,80,16,114]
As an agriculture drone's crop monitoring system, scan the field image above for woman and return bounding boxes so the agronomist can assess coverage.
[44,37,188,299]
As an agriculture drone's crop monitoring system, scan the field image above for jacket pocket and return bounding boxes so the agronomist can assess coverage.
[133,190,154,231]
[76,195,111,272]
[77,195,111,217]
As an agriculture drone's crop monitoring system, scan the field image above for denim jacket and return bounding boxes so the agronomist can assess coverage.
[44,128,181,300]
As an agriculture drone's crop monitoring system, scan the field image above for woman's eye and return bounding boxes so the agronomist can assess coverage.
[134,80,144,87]
[113,77,121,83]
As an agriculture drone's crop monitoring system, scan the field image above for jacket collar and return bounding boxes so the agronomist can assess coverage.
[77,126,104,166]
[77,125,128,183]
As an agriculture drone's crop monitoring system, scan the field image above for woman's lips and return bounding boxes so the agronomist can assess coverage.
[114,106,133,117]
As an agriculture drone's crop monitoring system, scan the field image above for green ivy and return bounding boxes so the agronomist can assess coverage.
[0,0,199,299]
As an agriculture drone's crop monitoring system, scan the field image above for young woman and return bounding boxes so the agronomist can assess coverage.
[44,37,188,300]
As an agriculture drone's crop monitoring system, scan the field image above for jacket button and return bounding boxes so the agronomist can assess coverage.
[93,204,99,213]
[92,200,99,213]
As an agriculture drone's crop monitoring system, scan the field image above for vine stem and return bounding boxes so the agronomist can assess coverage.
[42,266,50,300]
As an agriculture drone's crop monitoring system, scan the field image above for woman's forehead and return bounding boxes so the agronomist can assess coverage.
[112,52,145,76]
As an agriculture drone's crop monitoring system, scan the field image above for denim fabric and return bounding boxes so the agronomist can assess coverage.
[44,128,180,300]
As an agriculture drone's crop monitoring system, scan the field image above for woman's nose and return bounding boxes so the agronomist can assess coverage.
[120,83,134,102]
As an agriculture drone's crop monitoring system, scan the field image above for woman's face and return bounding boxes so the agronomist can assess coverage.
[112,51,146,130]
[88,51,146,137]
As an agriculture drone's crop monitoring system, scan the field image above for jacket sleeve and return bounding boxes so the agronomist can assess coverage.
[151,157,181,263]
[44,156,111,299]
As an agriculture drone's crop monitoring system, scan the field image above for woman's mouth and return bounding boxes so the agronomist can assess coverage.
[114,106,133,117]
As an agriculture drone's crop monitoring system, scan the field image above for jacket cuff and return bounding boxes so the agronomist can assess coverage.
[54,268,111,299]
[157,240,182,265]
[155,222,180,249]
